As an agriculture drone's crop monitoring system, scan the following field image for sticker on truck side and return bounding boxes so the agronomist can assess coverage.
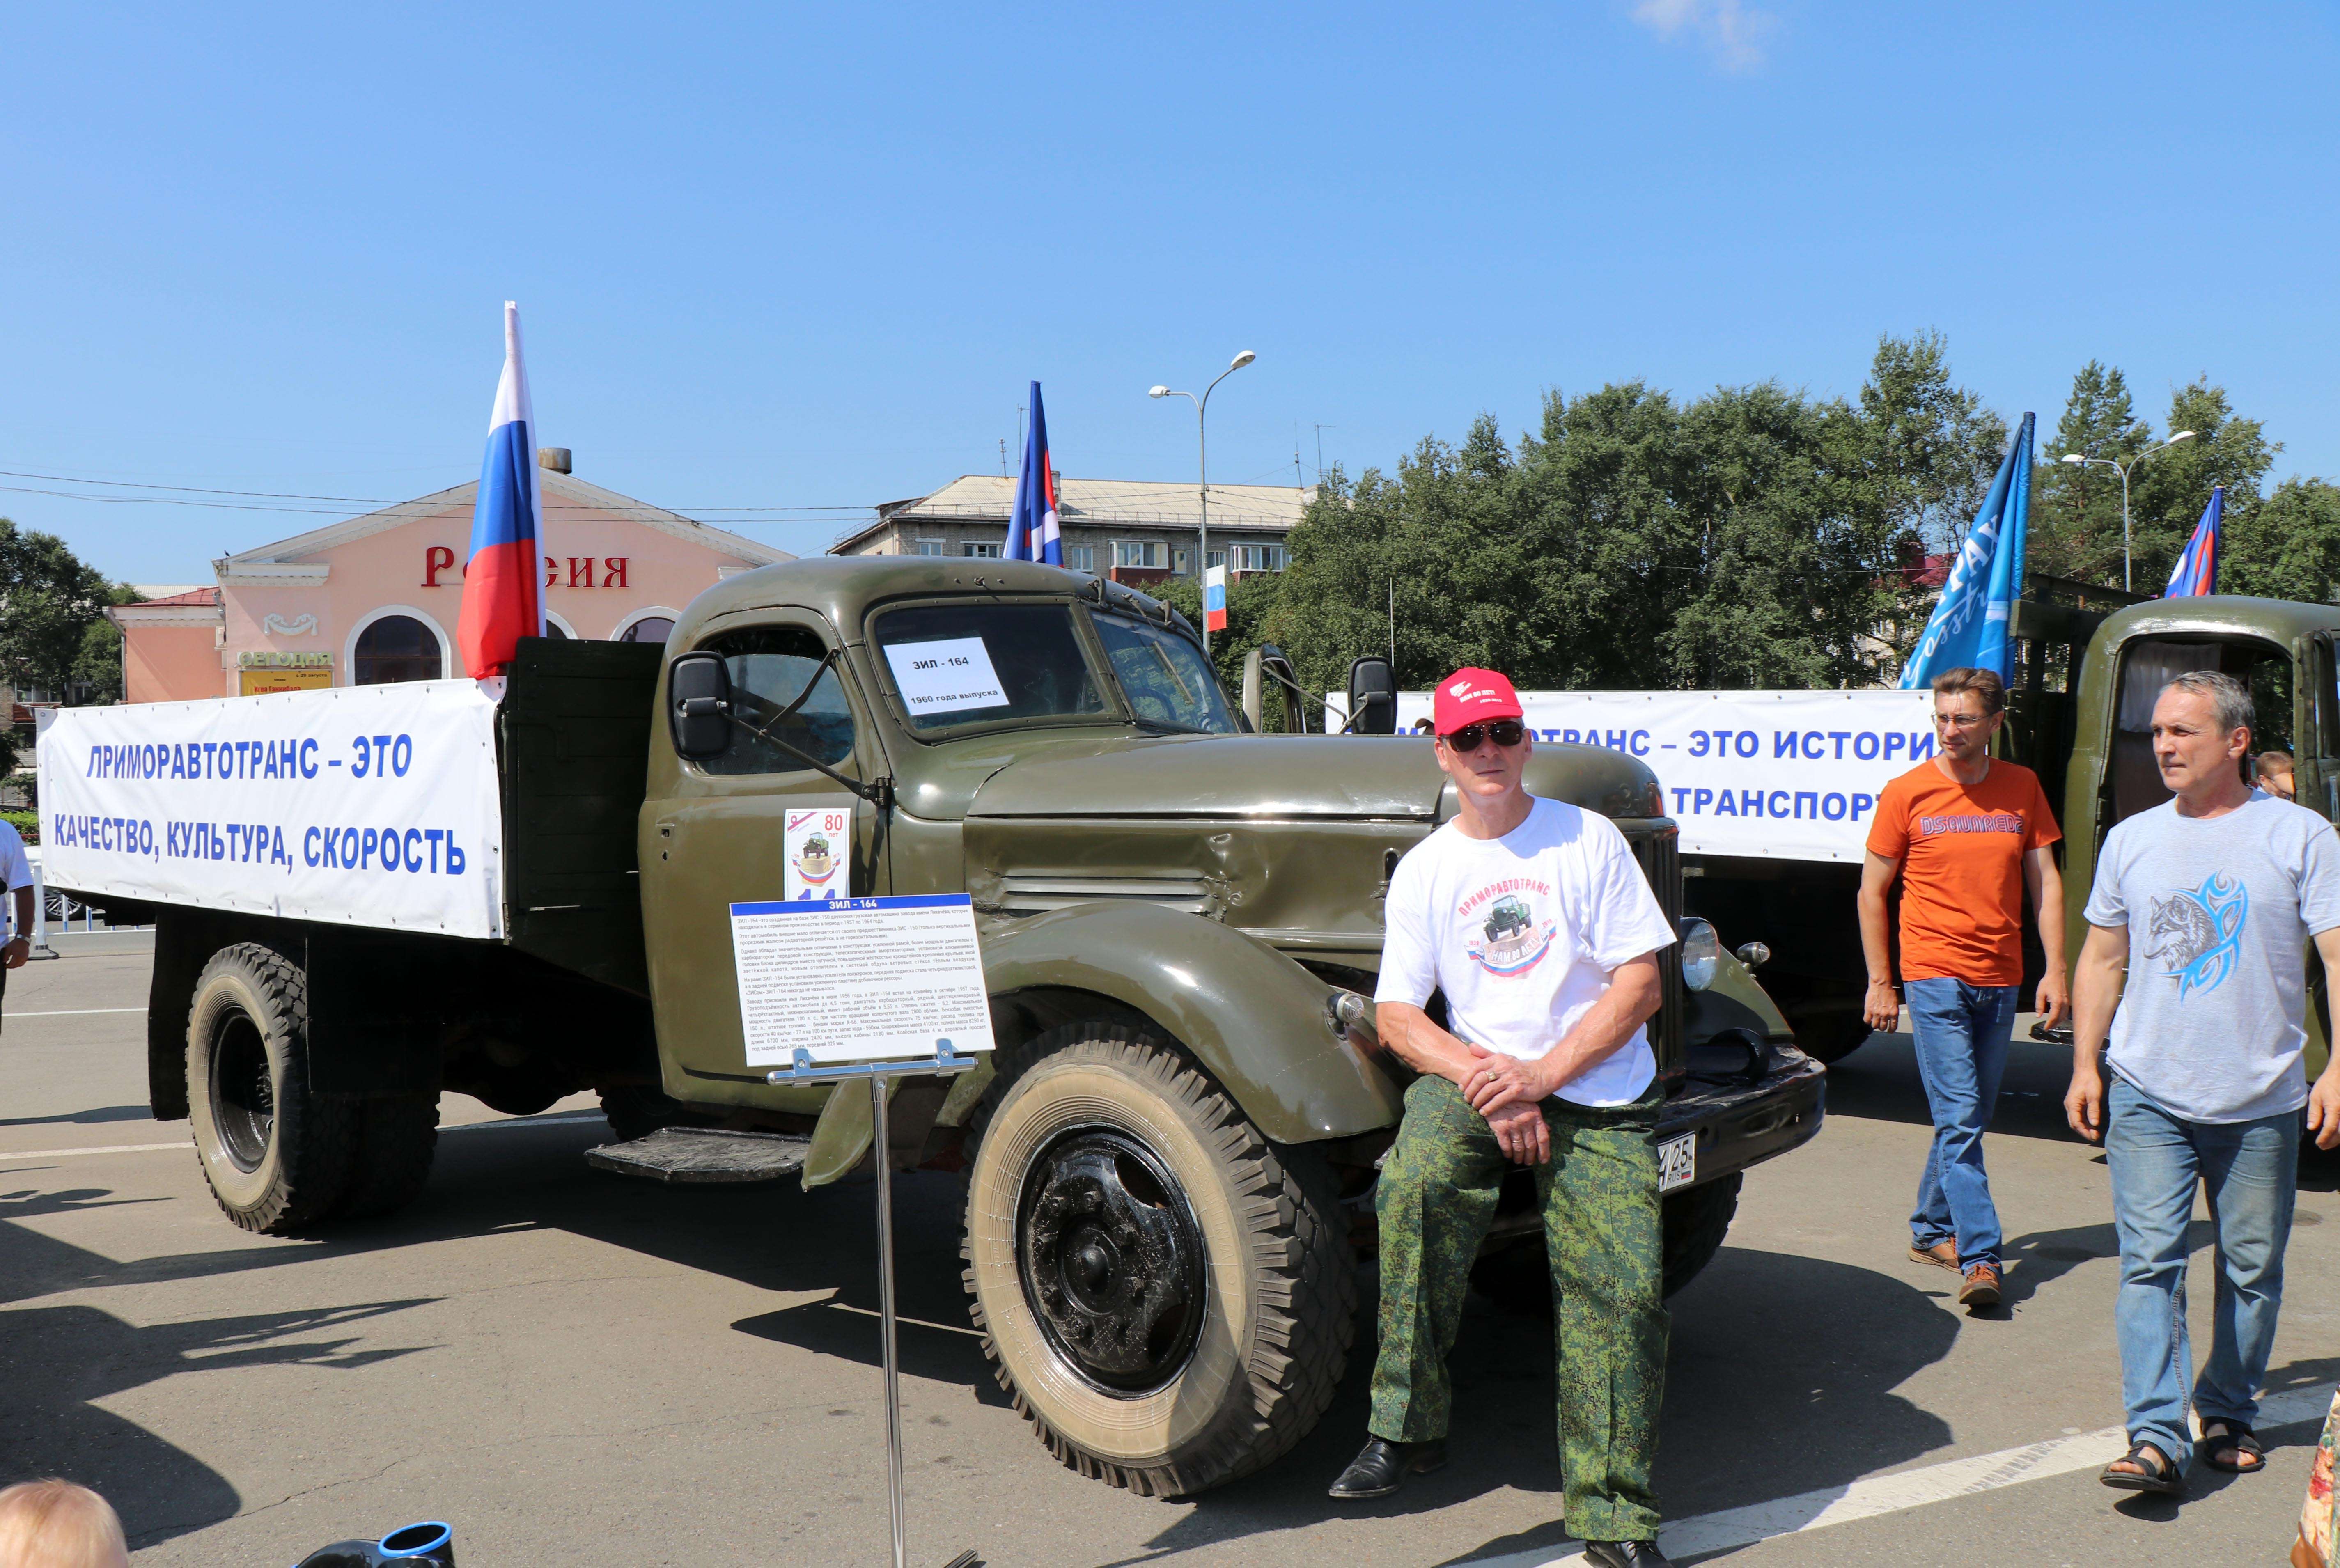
[1657,1132,1696,1193]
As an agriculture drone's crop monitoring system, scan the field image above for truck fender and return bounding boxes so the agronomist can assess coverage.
[798,901,1405,1189]
[1687,947,1795,1044]
[981,902,1403,1141]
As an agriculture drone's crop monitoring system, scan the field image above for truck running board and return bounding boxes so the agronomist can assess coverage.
[586,1126,810,1185]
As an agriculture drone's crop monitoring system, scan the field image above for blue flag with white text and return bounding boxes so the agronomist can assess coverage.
[1900,411,2034,688]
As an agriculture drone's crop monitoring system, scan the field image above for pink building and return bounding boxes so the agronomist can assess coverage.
[108,453,791,702]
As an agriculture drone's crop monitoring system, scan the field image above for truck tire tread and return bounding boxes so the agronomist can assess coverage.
[961,1023,1357,1497]
[186,942,356,1235]
[335,1097,440,1220]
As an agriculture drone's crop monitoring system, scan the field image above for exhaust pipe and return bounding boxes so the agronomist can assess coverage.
[294,1522,455,1567]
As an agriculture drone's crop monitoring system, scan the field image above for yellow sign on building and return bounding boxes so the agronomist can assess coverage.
[239,666,333,696]
[236,651,333,696]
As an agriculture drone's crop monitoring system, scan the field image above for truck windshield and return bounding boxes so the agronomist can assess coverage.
[872,603,1110,731]
[1090,613,1236,734]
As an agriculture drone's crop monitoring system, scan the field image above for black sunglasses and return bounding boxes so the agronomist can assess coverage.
[1439,719,1527,752]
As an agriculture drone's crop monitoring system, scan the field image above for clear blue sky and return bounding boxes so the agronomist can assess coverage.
[6,2,2335,585]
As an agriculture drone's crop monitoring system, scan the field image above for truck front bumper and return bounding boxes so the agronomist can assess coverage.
[1656,1043,1827,1187]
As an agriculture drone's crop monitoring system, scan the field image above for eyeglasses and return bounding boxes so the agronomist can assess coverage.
[1439,719,1526,752]
[1933,712,1991,730]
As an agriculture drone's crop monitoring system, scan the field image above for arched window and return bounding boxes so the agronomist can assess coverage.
[618,616,676,645]
[353,614,444,684]
[543,621,569,639]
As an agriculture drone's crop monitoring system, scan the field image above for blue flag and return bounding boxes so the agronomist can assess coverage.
[2164,486,2223,597]
[1004,381,1062,564]
[1901,412,2035,688]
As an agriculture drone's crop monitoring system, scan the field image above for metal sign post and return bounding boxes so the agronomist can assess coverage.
[767,1044,979,1568]
[729,891,994,1566]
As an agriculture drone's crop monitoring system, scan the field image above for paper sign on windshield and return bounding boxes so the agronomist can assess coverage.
[883,637,1009,716]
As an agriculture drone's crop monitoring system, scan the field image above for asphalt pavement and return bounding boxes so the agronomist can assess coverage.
[3,940,2335,1566]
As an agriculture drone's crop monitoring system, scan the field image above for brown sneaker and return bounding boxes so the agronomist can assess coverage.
[1909,1240,1959,1272]
[1958,1261,2002,1309]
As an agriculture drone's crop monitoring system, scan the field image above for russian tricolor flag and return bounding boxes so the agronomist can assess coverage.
[2164,486,2223,598]
[457,302,545,675]
[1004,380,1062,564]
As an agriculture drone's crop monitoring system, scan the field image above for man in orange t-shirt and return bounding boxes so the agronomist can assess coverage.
[1859,666,2067,1312]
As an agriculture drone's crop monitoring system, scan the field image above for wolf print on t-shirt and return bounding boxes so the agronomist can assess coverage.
[1460,883,1560,978]
[2145,873,2249,998]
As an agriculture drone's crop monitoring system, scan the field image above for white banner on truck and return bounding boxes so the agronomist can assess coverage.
[1336,688,1941,862]
[37,679,507,937]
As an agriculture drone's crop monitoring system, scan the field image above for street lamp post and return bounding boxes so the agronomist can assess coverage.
[2060,431,2196,592]
[1150,349,1257,653]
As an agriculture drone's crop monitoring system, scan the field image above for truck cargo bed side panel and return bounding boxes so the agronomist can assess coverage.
[499,639,664,996]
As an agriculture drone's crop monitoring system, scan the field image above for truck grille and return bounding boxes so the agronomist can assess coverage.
[1631,828,1686,1078]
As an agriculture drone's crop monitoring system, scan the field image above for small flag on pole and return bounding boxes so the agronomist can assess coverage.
[456,302,545,676]
[1901,412,2035,688]
[1204,563,1228,633]
[1004,381,1062,564]
[2164,486,2223,598]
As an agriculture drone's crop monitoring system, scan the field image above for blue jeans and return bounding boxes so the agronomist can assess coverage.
[2106,1075,2298,1471]
[1905,977,2018,1269]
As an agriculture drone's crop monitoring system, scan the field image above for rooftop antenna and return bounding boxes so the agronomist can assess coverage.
[1000,437,1009,477]
[1313,424,1337,482]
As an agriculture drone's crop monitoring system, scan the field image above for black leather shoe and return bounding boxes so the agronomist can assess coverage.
[1326,1436,1447,1499]
[1583,1541,1674,1568]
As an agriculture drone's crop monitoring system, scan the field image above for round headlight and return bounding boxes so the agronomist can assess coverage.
[1679,917,1721,992]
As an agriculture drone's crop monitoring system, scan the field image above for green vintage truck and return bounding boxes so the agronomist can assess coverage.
[57,557,1823,1497]
[1679,579,2340,1066]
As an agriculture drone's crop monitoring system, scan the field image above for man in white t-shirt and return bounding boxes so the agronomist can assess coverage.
[1327,667,1679,1568]
[0,816,33,1031]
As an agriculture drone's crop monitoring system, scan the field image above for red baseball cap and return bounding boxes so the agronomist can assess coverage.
[1432,667,1523,735]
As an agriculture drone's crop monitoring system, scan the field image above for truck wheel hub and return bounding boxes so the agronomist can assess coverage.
[209,1011,274,1173]
[1017,1127,1205,1394]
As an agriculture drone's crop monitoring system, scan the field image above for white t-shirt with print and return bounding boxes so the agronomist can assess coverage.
[1374,796,1679,1108]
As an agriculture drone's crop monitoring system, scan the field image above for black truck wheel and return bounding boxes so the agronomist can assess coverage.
[962,1023,1356,1497]
[185,942,355,1234]
[1470,1171,1745,1312]
[335,1097,440,1220]
[1795,1016,1874,1065]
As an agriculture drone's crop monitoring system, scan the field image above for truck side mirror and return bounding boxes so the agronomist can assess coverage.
[668,651,732,759]
[1346,657,1397,734]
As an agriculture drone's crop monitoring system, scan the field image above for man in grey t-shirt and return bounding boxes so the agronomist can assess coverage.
[2068,671,2340,1497]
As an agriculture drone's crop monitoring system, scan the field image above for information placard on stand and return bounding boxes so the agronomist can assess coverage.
[731,893,996,1568]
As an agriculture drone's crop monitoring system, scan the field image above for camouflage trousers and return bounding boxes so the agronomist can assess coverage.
[1368,1073,1668,1543]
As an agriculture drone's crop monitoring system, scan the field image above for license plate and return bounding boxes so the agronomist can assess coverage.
[1657,1133,1696,1194]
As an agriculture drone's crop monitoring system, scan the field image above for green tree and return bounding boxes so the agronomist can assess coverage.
[1256,333,2008,697]
[2125,378,2276,591]
[2223,477,2340,605]
[2028,369,2276,594]
[0,518,133,705]
[2029,360,2149,585]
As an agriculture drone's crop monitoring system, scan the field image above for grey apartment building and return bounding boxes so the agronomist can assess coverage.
[831,475,1312,589]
